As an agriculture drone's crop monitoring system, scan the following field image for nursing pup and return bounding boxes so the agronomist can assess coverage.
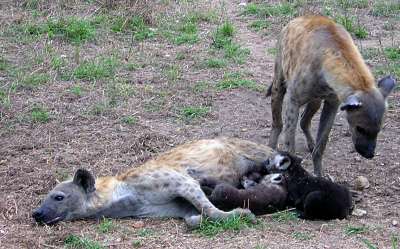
[265,151,352,220]
[32,138,276,227]
[201,173,288,215]
[268,15,396,176]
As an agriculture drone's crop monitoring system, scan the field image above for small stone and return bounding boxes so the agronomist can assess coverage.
[239,2,247,6]
[354,176,370,190]
[392,220,398,226]
[132,220,145,228]
[352,208,367,217]
[241,128,248,132]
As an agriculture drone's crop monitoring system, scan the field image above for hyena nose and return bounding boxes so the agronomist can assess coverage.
[32,209,44,222]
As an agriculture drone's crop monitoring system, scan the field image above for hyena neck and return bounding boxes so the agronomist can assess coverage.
[322,49,376,102]
[83,177,139,219]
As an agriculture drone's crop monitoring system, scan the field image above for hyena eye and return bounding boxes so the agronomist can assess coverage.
[54,195,64,201]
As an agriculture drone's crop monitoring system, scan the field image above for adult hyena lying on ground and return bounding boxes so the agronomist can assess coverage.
[33,137,274,227]
[268,15,396,176]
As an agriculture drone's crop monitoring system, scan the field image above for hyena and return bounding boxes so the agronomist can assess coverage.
[33,137,274,227]
[268,15,396,176]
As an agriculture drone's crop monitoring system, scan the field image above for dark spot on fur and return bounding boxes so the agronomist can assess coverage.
[163,183,170,188]
[175,182,181,187]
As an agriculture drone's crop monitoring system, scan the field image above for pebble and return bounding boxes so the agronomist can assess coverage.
[352,208,367,217]
[392,220,398,226]
[354,176,370,190]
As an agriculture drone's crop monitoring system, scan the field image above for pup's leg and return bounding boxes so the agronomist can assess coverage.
[302,190,326,220]
[300,99,321,152]
[179,179,255,228]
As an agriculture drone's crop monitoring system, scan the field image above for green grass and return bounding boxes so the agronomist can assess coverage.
[361,238,377,249]
[267,47,278,56]
[98,217,114,233]
[20,73,49,88]
[121,115,137,125]
[64,234,104,249]
[270,210,299,222]
[337,0,369,9]
[292,231,313,241]
[74,57,118,80]
[184,10,218,23]
[0,57,9,71]
[195,215,255,237]
[344,225,368,236]
[69,85,84,96]
[172,18,199,45]
[89,102,109,116]
[392,235,399,249]
[193,81,211,93]
[242,2,295,17]
[137,228,154,237]
[223,43,250,64]
[336,15,355,32]
[31,106,49,123]
[384,47,400,61]
[181,106,210,119]
[371,1,400,17]
[111,16,155,41]
[107,80,135,103]
[50,55,66,71]
[354,25,368,39]
[205,58,226,68]
[164,65,181,81]
[0,90,11,106]
[216,72,261,91]
[248,20,270,31]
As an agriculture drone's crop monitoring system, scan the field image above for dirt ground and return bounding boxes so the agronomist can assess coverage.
[0,0,399,248]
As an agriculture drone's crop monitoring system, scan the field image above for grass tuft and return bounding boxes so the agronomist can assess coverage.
[242,3,295,17]
[181,106,210,119]
[74,57,118,80]
[195,215,255,237]
[64,234,104,249]
[344,225,368,236]
[31,106,49,123]
[371,1,400,17]
[216,72,261,91]
[270,209,299,222]
[205,58,226,68]
[249,20,270,31]
[20,73,49,88]
[98,217,114,233]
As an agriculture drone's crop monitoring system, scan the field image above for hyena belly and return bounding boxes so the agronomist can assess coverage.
[268,15,396,176]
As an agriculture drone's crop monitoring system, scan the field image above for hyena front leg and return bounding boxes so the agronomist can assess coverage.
[281,90,300,153]
[178,179,255,228]
[300,99,322,152]
[312,98,339,176]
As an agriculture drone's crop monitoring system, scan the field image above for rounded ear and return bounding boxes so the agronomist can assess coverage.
[378,75,396,99]
[340,94,362,111]
[73,169,96,193]
[276,154,291,170]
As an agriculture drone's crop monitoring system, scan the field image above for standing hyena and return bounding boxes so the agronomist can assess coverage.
[268,15,396,176]
[33,137,274,227]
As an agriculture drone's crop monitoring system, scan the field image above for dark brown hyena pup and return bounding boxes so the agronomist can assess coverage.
[265,151,352,220]
[268,15,396,176]
[201,173,288,215]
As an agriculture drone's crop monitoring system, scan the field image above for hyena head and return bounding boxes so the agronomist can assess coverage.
[263,151,302,173]
[340,75,396,159]
[260,173,286,186]
[32,169,95,225]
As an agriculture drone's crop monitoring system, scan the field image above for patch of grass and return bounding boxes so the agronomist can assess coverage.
[374,64,400,80]
[185,10,218,23]
[354,25,368,39]
[20,73,49,88]
[384,47,400,61]
[164,65,181,81]
[371,1,400,17]
[89,102,109,116]
[193,81,211,93]
[361,238,377,249]
[338,0,369,9]
[107,80,135,102]
[50,55,66,71]
[132,240,143,248]
[64,234,104,249]
[111,16,155,41]
[0,57,9,71]
[137,228,154,237]
[31,106,49,123]
[0,90,11,106]
[212,22,235,49]
[126,62,141,71]
[195,215,255,237]
[344,225,368,236]
[216,72,261,91]
[223,43,250,64]
[336,15,354,32]
[205,58,226,68]
[173,19,199,45]
[270,210,299,222]
[121,115,137,125]
[267,47,278,56]
[361,48,380,60]
[47,17,96,43]
[74,57,119,80]
[98,217,114,233]
[248,20,270,31]
[181,106,210,119]
[242,2,295,17]
[175,52,186,60]
[292,231,313,241]
[392,235,399,249]
[69,85,84,96]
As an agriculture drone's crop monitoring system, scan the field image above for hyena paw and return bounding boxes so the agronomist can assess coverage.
[184,215,202,229]
[231,208,256,223]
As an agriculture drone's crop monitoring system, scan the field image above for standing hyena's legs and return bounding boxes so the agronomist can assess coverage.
[281,89,300,153]
[268,69,286,149]
[177,179,255,228]
[312,98,339,176]
[300,99,322,152]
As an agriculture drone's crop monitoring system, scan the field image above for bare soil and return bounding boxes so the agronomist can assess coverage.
[0,0,399,248]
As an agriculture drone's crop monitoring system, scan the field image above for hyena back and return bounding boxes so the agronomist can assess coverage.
[33,137,273,227]
[268,15,395,176]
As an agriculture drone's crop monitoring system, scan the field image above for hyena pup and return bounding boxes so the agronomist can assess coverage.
[268,15,396,176]
[33,137,275,227]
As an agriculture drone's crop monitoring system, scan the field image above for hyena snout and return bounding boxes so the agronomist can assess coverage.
[32,206,67,225]
[354,140,376,159]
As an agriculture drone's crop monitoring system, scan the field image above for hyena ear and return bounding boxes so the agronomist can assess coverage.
[378,75,396,99]
[340,94,362,111]
[73,169,96,193]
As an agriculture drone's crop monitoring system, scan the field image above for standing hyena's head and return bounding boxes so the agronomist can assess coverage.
[340,75,396,159]
[32,169,95,225]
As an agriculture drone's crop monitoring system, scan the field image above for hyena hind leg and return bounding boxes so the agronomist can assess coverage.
[269,75,286,149]
[300,99,322,153]
[179,180,255,228]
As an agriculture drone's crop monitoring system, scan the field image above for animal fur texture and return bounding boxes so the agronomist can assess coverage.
[32,137,275,227]
[268,15,396,176]
[265,151,353,220]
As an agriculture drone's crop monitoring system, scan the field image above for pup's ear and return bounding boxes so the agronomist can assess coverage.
[340,95,362,111]
[378,75,396,99]
[73,169,96,193]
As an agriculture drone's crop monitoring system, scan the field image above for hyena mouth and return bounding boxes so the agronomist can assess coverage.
[45,216,63,225]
